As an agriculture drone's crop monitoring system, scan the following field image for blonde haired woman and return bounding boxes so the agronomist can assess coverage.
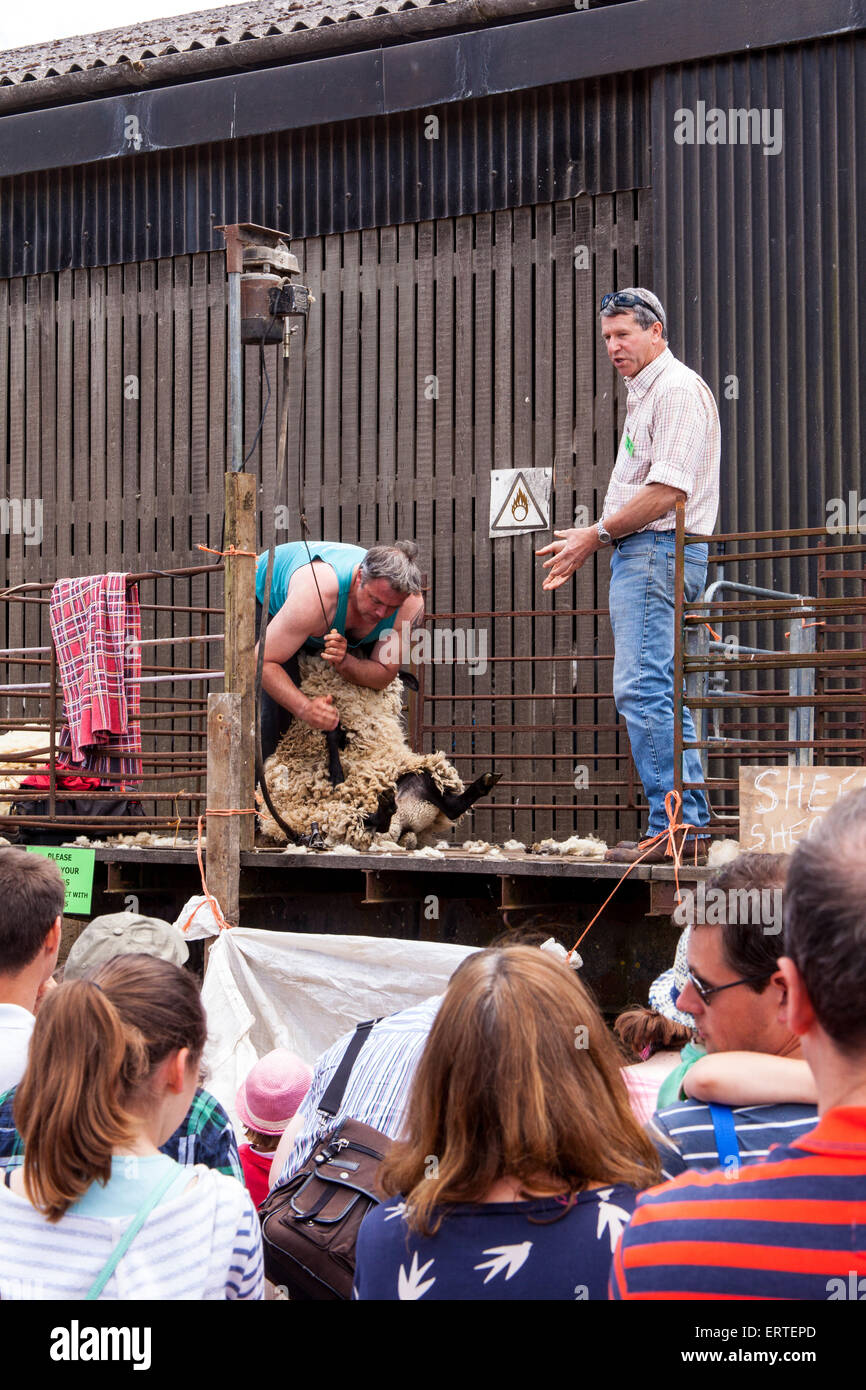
[354,946,661,1300]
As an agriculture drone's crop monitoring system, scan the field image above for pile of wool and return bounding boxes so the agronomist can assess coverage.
[530,834,608,860]
[259,654,464,849]
[707,838,741,868]
[0,728,56,812]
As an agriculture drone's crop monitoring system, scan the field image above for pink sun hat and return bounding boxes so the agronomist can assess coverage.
[235,1049,313,1134]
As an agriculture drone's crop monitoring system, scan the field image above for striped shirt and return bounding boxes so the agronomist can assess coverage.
[612,1106,866,1300]
[0,1166,264,1300]
[601,347,720,535]
[649,1100,818,1180]
[274,995,441,1190]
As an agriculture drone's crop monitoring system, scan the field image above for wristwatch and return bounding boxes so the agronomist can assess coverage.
[596,520,613,547]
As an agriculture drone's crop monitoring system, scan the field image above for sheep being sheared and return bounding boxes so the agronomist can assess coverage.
[258,653,499,849]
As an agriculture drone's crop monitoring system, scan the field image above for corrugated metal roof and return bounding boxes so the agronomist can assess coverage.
[0,0,534,87]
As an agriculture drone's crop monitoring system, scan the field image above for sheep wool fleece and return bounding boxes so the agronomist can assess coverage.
[259,655,464,848]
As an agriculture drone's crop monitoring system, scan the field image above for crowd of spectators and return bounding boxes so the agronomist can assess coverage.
[0,787,864,1300]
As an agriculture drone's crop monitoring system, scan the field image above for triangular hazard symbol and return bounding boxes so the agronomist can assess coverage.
[490,471,548,531]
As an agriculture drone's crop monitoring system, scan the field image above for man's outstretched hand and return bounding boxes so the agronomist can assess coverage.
[537,527,601,590]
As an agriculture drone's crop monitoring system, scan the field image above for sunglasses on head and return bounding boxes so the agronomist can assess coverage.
[600,291,662,325]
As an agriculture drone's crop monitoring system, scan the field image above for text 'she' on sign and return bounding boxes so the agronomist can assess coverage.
[739,766,866,854]
[26,845,96,915]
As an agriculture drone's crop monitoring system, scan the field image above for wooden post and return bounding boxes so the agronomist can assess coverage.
[223,470,257,851]
[206,691,243,929]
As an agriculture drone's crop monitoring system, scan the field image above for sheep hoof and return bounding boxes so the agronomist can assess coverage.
[400,832,418,850]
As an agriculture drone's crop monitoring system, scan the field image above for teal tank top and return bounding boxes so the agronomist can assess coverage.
[255,542,399,651]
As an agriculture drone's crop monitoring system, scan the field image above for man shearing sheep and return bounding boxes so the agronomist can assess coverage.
[255,541,424,759]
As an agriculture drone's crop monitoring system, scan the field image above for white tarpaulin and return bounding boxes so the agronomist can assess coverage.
[200,929,475,1131]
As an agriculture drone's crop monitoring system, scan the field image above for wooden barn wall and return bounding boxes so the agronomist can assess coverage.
[651,37,865,810]
[0,192,650,843]
[0,258,227,807]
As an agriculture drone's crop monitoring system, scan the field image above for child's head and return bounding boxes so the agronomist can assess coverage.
[236,1048,312,1151]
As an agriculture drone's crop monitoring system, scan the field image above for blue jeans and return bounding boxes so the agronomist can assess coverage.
[609,531,710,837]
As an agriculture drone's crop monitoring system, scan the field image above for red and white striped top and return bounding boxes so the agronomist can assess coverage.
[602,348,720,537]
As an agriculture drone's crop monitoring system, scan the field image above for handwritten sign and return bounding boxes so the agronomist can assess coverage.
[739,766,866,853]
[26,845,95,915]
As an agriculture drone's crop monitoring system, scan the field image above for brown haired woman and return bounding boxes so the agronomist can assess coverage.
[353,946,661,1300]
[0,955,263,1300]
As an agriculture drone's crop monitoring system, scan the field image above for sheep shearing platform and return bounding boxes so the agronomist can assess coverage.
[66,840,712,1013]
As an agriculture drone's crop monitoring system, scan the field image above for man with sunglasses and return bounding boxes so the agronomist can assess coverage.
[647,854,816,1180]
[614,793,866,1300]
[537,288,719,863]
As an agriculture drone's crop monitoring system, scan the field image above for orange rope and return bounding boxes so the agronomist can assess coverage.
[194,815,228,932]
[196,543,258,559]
[784,618,826,636]
[183,808,258,934]
[704,623,721,641]
[567,791,701,961]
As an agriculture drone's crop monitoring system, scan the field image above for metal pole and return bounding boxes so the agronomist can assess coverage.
[228,272,243,473]
[673,502,686,810]
[48,642,57,819]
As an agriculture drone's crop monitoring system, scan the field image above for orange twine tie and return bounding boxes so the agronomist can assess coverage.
[181,808,258,934]
[196,544,258,559]
[566,790,700,962]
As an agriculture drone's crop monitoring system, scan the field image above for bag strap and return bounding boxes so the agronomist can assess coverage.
[708,1103,740,1170]
[85,1165,181,1301]
[317,1020,377,1120]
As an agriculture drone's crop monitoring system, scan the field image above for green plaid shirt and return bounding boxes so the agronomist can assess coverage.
[0,1085,241,1180]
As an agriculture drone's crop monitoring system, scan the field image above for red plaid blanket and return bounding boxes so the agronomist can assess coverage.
[49,574,142,782]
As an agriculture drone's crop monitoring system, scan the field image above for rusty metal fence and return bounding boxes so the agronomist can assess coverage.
[413,518,866,847]
[411,598,646,847]
[674,509,866,832]
[0,564,224,836]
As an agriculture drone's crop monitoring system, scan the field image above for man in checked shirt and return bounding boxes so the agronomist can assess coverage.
[537,288,720,863]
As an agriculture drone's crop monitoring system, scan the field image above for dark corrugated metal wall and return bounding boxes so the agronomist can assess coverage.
[651,36,864,539]
[0,75,647,279]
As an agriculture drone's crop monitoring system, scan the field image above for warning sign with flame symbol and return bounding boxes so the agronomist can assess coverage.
[511,485,530,521]
[489,468,552,537]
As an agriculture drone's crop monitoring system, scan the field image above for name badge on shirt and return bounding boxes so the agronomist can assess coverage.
[625,433,635,457]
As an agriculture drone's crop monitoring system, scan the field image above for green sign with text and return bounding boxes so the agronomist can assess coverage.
[26,845,95,915]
